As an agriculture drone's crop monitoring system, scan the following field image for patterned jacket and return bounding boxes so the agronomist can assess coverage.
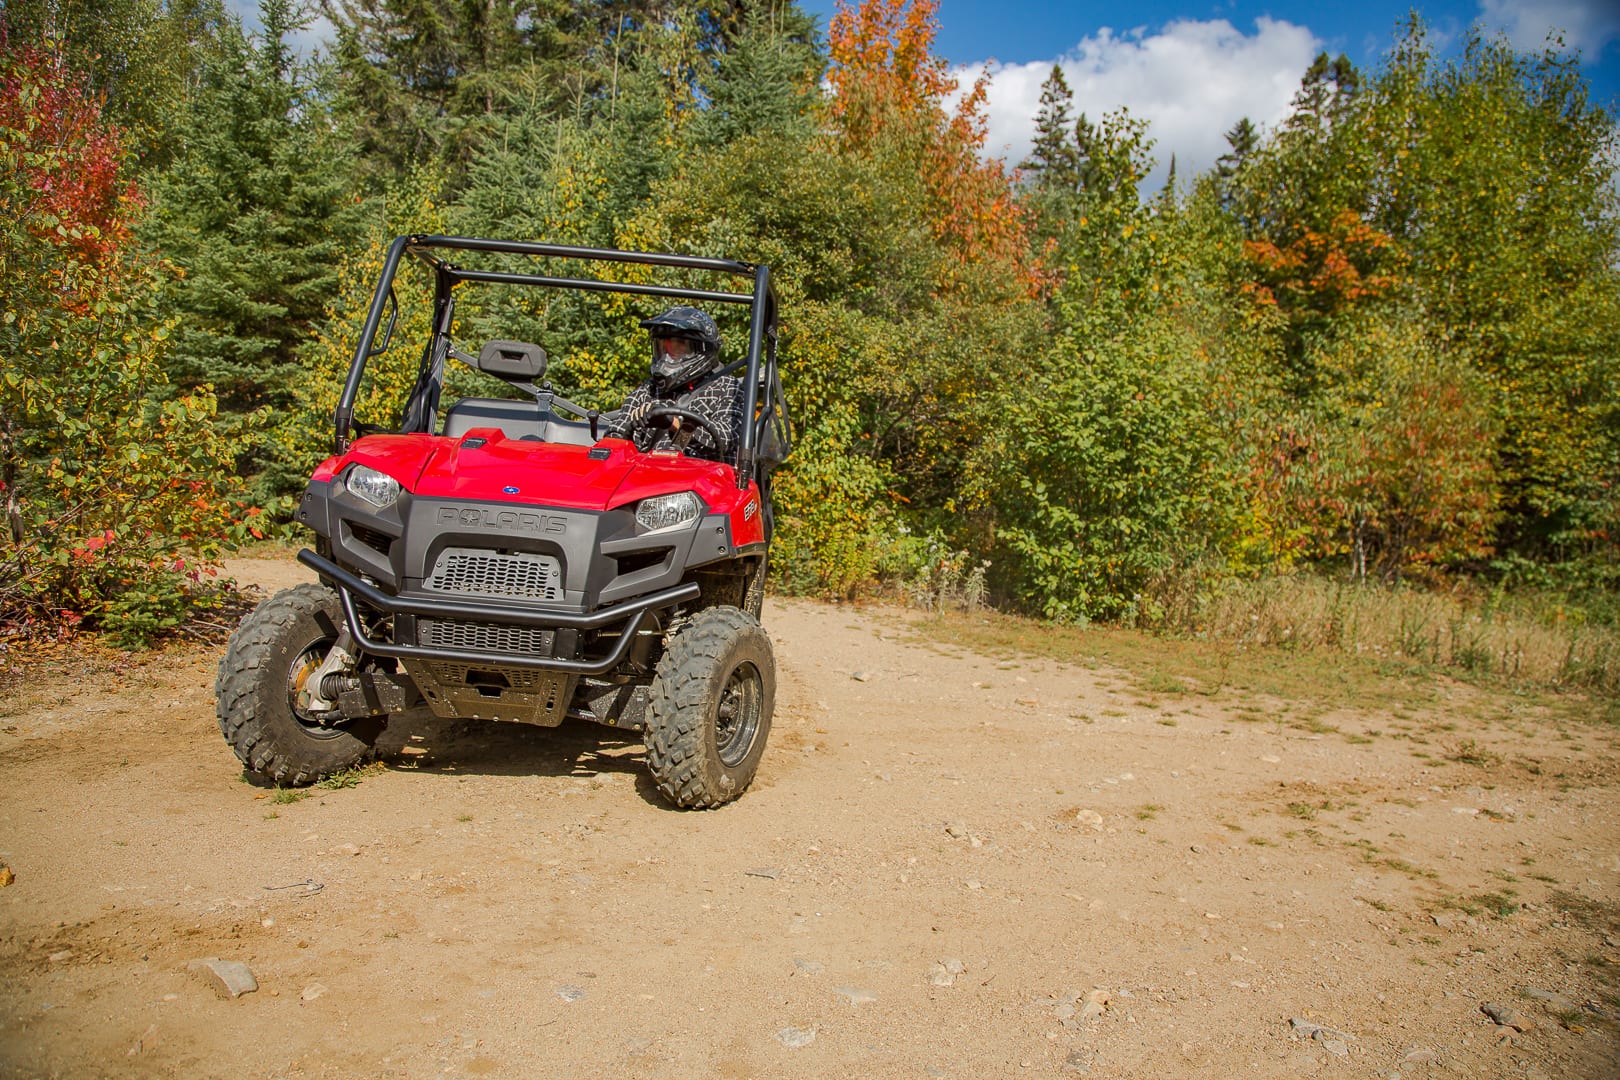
[618,374,745,461]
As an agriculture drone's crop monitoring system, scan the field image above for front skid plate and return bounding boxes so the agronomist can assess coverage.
[401,659,575,726]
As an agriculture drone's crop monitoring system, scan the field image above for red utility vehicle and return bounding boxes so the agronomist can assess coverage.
[215,237,791,808]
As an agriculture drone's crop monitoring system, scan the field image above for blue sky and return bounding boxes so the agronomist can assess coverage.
[240,0,1619,189]
[796,0,1620,186]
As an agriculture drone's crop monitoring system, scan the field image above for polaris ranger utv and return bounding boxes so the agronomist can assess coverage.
[215,237,791,808]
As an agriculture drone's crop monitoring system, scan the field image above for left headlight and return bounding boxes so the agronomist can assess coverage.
[346,464,402,509]
[635,491,703,533]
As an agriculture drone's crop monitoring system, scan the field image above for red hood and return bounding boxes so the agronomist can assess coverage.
[326,430,743,513]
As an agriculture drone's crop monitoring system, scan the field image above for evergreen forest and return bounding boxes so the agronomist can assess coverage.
[2,0,1617,690]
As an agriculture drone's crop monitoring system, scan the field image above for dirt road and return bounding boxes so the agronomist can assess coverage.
[1,554,1617,1078]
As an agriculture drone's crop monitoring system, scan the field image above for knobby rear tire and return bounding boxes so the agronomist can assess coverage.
[643,607,774,809]
[215,583,382,786]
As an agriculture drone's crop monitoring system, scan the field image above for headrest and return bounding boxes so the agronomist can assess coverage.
[477,340,547,380]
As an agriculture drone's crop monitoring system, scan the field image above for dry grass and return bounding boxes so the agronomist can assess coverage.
[904,573,1616,719]
[1192,575,1618,697]
[910,605,1441,714]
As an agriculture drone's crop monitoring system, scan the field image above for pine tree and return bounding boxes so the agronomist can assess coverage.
[1215,117,1257,182]
[321,0,753,183]
[140,0,364,483]
[689,0,822,148]
[1020,65,1078,190]
[1158,152,1178,209]
[1213,116,1258,214]
[323,0,512,176]
[1289,51,1360,131]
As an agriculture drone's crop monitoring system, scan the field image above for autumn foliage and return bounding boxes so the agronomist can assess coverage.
[1242,209,1400,317]
[0,40,137,271]
[2,2,1615,646]
[1,33,242,642]
[824,0,1036,290]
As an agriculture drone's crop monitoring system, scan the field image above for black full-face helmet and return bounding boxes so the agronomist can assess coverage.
[642,306,720,394]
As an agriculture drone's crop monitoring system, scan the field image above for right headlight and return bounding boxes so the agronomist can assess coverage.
[635,491,703,533]
[346,464,402,509]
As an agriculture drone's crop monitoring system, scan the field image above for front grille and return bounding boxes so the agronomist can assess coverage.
[417,619,555,657]
[425,548,561,600]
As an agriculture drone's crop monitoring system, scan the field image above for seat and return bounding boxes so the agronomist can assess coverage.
[443,398,547,439]
[442,398,597,445]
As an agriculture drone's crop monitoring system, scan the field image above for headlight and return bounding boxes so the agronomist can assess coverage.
[346,465,402,509]
[635,491,703,533]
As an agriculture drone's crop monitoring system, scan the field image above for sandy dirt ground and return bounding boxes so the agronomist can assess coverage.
[1,553,1617,1078]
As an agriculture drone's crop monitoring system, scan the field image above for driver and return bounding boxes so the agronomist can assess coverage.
[614,306,743,460]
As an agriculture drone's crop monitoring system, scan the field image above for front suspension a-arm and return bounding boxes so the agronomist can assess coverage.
[298,632,358,718]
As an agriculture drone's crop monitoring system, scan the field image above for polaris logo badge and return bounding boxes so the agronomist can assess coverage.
[437,506,567,534]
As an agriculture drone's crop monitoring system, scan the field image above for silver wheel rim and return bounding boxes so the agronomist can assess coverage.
[715,661,763,768]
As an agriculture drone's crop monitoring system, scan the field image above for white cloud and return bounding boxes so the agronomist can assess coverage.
[1476,0,1620,57]
[956,17,1321,192]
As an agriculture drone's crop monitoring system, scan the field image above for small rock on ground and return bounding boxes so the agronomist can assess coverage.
[1520,987,1578,1013]
[1480,1002,1533,1031]
[188,958,258,999]
[1078,988,1110,1021]
[1287,1016,1354,1043]
[1073,810,1104,831]
[775,1026,816,1048]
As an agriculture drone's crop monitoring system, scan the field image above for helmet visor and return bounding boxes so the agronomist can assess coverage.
[653,336,698,361]
[650,332,710,391]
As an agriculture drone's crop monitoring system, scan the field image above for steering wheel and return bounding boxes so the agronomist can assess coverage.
[630,405,727,454]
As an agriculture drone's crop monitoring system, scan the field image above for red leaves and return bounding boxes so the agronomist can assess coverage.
[0,42,139,270]
[68,529,115,564]
[1243,210,1400,321]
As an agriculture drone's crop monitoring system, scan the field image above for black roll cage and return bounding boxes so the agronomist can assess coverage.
[334,235,791,490]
